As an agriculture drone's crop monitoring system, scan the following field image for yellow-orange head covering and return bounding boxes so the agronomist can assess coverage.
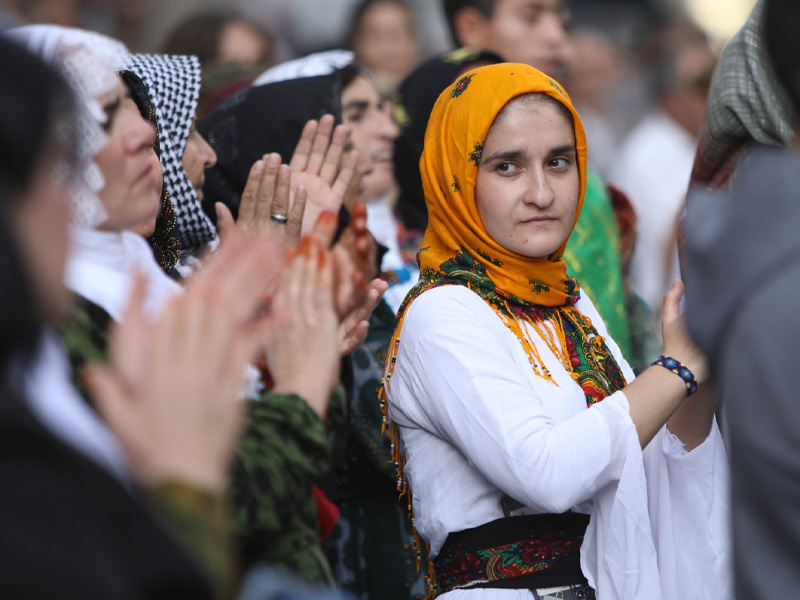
[418,62,588,307]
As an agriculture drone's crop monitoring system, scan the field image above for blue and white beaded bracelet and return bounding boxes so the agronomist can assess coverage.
[651,355,698,396]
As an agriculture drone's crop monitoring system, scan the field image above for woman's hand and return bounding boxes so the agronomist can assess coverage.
[307,202,378,321]
[661,279,709,386]
[289,115,359,235]
[263,237,341,418]
[216,113,358,247]
[84,231,275,492]
[331,203,378,319]
[217,153,308,247]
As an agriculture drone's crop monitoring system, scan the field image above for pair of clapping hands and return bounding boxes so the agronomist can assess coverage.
[85,115,387,494]
[216,114,386,354]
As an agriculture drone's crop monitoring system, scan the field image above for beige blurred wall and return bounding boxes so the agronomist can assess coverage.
[682,0,758,40]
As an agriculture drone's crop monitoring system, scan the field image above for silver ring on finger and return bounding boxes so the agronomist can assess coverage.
[270,213,289,224]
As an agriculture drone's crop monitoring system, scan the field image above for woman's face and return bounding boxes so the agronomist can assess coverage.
[12,138,73,320]
[217,19,271,66]
[95,77,161,232]
[351,2,418,79]
[130,144,164,238]
[341,74,399,202]
[474,98,579,259]
[182,121,217,204]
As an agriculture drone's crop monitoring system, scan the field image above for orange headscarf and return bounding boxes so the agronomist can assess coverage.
[418,62,588,306]
[385,64,601,387]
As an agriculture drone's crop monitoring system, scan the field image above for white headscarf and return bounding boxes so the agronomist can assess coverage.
[9,25,182,317]
[4,26,181,479]
[7,25,129,229]
[252,49,354,86]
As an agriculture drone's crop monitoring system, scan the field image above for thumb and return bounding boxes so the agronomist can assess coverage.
[662,279,684,328]
[215,202,236,245]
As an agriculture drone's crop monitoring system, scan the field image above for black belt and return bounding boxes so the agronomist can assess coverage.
[434,513,591,593]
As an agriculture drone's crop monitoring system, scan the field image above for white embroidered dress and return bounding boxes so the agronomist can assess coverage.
[386,285,730,600]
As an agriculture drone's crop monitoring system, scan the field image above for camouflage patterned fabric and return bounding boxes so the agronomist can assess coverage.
[232,387,345,585]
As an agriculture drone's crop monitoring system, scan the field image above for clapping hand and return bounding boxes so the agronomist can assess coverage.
[84,231,276,492]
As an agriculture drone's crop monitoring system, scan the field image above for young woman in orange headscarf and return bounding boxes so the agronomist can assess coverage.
[382,63,730,600]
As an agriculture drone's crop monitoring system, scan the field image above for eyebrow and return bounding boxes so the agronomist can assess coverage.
[343,99,369,112]
[549,144,576,156]
[103,88,132,122]
[483,149,527,163]
[483,144,576,165]
[103,97,122,122]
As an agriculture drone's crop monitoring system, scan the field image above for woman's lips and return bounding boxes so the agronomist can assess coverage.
[521,216,556,225]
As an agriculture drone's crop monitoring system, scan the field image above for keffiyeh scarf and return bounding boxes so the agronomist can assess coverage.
[125,53,217,256]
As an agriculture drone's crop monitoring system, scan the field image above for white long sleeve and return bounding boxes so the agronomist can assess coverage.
[386,285,730,599]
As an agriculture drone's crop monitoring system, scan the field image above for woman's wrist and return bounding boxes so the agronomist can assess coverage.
[137,457,228,494]
[271,381,330,418]
[651,355,699,396]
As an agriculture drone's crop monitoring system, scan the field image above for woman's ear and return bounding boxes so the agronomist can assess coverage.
[453,7,491,50]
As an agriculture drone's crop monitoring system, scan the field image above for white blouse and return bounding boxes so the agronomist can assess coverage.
[386,285,730,600]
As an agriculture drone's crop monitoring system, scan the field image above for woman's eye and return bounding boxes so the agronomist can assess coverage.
[496,162,518,174]
[345,111,365,123]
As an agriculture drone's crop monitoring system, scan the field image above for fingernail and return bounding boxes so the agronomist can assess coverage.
[316,211,337,229]
[279,164,290,178]
[267,153,281,167]
[253,160,265,173]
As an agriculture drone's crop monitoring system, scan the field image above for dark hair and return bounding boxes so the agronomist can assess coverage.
[199,67,351,220]
[161,9,272,67]
[0,37,78,365]
[119,70,161,157]
[345,0,414,49]
[442,0,495,47]
[764,0,800,119]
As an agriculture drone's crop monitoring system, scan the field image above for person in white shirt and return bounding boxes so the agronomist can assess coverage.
[383,62,730,600]
[609,25,716,315]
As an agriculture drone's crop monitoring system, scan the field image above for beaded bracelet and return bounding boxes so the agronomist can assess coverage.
[651,355,698,396]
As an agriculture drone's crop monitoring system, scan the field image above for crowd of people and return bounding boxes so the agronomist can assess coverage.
[0,0,797,599]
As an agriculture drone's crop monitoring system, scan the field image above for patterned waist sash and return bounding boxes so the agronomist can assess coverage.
[434,513,590,594]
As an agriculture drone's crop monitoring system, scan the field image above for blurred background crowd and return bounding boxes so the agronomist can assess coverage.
[0,0,757,57]
[0,0,753,330]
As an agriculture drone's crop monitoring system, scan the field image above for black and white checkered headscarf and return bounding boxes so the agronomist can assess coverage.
[124,53,217,255]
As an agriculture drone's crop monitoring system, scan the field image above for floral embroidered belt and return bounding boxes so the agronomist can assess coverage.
[434,513,590,594]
